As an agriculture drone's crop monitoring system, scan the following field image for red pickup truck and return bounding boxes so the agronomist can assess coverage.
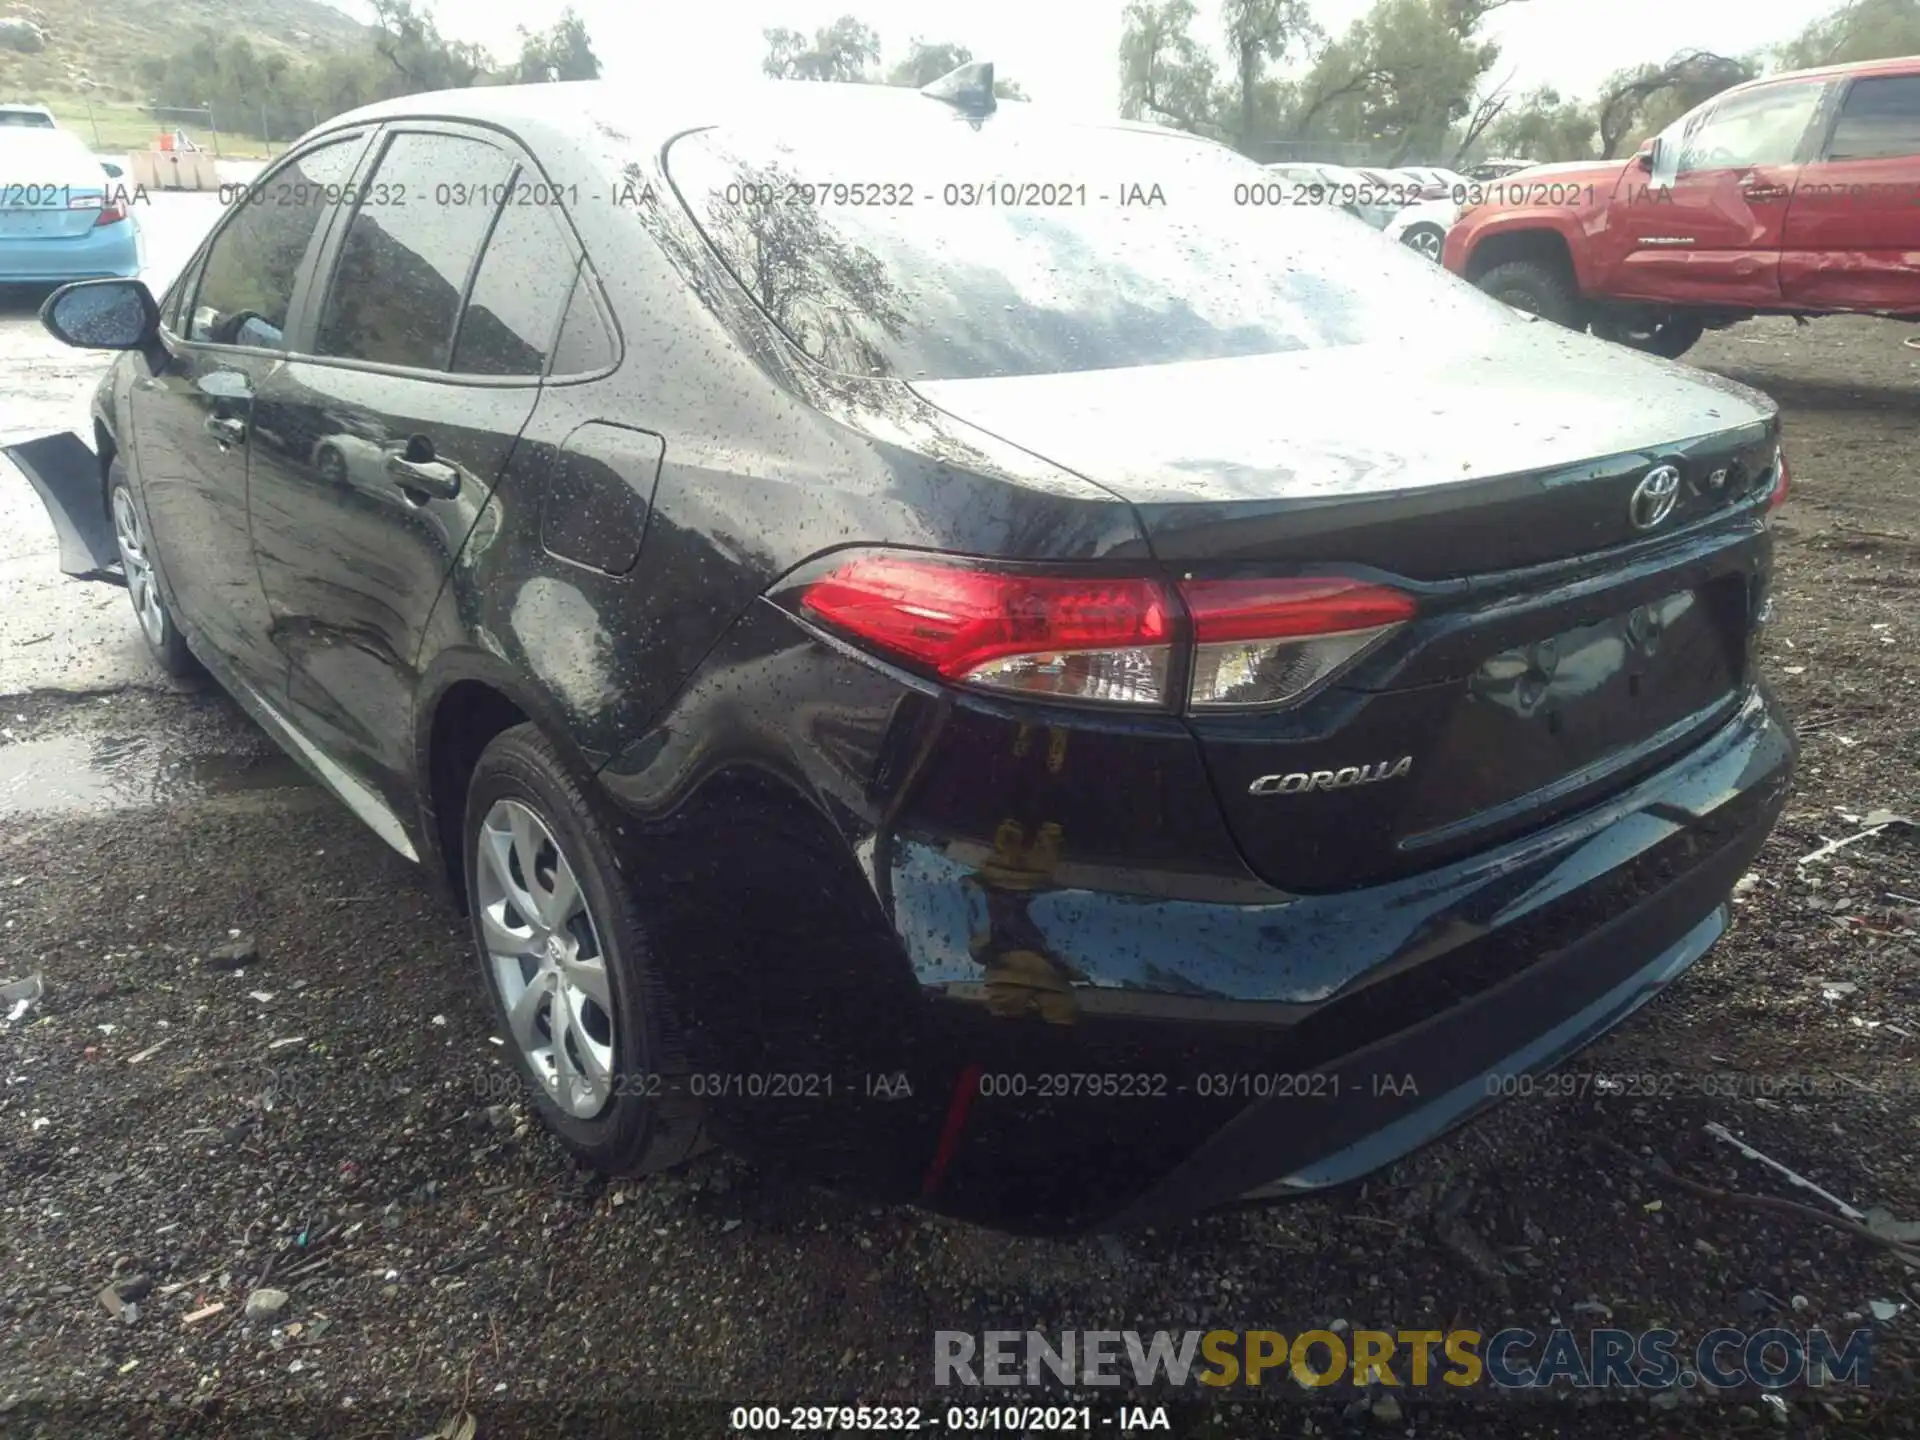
[1444,55,1920,357]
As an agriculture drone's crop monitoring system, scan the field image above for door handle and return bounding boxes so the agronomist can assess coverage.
[1741,184,1790,202]
[205,415,246,446]
[385,453,461,501]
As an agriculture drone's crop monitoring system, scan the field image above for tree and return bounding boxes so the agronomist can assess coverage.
[1223,0,1320,153]
[137,0,602,143]
[1777,0,1920,68]
[1117,0,1318,151]
[887,39,972,88]
[1592,49,1752,158]
[515,8,600,83]
[1473,83,1594,162]
[886,38,1027,99]
[762,16,881,82]
[1289,0,1523,162]
[368,0,493,94]
[1118,0,1226,137]
[1449,70,1513,164]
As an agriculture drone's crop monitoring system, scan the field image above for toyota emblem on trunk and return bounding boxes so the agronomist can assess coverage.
[1630,465,1682,530]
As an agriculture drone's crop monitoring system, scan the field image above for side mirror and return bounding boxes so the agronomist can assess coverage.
[39,278,159,350]
[101,161,124,179]
[1636,140,1657,172]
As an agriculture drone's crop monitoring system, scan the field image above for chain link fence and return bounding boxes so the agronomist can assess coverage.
[128,103,329,160]
[143,104,221,157]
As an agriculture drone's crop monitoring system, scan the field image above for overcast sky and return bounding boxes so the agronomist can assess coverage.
[339,0,1829,114]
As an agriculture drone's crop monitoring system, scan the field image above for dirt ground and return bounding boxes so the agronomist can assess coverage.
[1,316,1917,1439]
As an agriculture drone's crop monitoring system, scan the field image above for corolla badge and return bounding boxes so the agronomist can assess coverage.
[1248,756,1413,796]
[1629,465,1682,531]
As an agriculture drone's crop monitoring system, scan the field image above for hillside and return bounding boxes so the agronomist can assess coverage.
[1,0,370,152]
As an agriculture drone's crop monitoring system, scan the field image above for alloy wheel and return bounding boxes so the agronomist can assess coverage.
[475,797,618,1119]
[1406,227,1443,261]
[111,488,168,648]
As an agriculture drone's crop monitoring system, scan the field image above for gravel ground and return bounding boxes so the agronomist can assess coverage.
[0,316,1917,1439]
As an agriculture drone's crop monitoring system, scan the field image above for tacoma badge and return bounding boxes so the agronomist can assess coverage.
[1248,757,1414,796]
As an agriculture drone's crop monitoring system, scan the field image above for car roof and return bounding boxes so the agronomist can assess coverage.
[1739,52,1920,89]
[307,77,1191,158]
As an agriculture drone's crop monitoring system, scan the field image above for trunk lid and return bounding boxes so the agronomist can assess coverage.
[0,132,110,240]
[911,326,1782,891]
[910,324,1776,574]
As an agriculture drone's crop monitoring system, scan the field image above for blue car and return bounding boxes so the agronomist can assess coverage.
[0,126,142,282]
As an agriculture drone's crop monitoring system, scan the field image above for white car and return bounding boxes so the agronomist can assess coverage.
[1264,162,1399,229]
[0,103,58,129]
[1386,195,1460,261]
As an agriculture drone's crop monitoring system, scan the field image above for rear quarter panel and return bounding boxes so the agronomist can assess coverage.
[412,124,1145,766]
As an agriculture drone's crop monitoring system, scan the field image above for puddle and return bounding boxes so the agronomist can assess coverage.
[0,732,311,814]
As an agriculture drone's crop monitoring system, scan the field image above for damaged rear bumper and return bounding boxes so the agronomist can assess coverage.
[3,431,122,585]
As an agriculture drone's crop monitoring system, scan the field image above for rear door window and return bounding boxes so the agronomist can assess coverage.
[190,137,363,348]
[1829,75,1920,160]
[314,131,514,371]
[547,265,617,375]
[450,173,579,376]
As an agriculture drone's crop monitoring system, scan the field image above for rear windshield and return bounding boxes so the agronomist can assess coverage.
[664,119,1505,381]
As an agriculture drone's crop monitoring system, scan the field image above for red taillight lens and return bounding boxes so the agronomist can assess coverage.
[799,556,1175,707]
[68,194,127,225]
[1766,446,1790,512]
[1179,577,1416,710]
[796,558,1415,712]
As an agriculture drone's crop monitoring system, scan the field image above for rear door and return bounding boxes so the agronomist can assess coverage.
[1600,79,1830,306]
[1782,71,1920,312]
[123,133,369,691]
[247,124,582,816]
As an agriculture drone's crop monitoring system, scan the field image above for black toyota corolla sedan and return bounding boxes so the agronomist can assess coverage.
[10,66,1794,1234]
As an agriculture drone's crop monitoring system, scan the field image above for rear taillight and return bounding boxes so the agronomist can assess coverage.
[1180,577,1416,710]
[796,556,1415,712]
[1766,445,1790,512]
[68,194,127,225]
[799,555,1175,707]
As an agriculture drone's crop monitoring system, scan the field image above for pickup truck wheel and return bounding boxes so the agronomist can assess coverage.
[108,465,202,681]
[1474,260,1582,328]
[1591,314,1707,360]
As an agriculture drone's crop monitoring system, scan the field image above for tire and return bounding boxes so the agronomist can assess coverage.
[1474,259,1583,329]
[107,462,202,681]
[313,443,348,487]
[462,723,703,1176]
[1590,313,1707,360]
[1401,224,1446,262]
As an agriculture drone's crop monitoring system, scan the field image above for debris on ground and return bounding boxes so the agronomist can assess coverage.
[0,970,42,1023]
[206,933,259,970]
[1704,1122,1866,1220]
[1798,811,1916,867]
[244,1287,290,1321]
[124,1035,171,1065]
